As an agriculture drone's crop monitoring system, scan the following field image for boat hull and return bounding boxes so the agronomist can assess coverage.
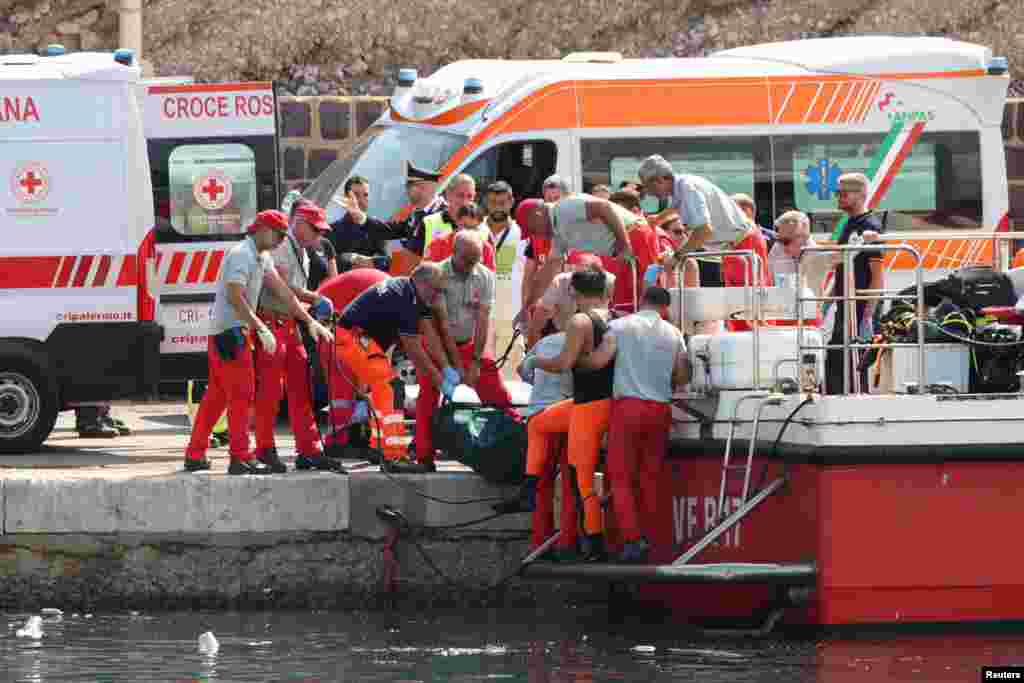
[635,446,1024,626]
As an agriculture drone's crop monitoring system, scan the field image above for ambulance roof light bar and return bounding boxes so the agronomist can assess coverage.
[42,44,66,56]
[988,56,1009,75]
[397,68,418,88]
[114,49,135,66]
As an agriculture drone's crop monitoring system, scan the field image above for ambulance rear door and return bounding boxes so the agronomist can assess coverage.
[142,82,279,382]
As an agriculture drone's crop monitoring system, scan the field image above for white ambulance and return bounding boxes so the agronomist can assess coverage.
[0,49,161,452]
[141,79,279,382]
[306,36,1011,295]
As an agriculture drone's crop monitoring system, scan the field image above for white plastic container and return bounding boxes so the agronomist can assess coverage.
[688,328,825,391]
[870,343,970,394]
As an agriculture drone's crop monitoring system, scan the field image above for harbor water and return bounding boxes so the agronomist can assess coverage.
[4,606,1024,682]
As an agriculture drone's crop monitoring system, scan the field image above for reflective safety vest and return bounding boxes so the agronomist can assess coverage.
[422,212,454,253]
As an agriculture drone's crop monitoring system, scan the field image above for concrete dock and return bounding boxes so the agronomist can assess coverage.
[0,402,599,610]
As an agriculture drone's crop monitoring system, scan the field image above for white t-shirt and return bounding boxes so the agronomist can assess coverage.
[483,219,526,321]
[549,194,640,258]
[607,309,686,403]
[212,237,274,334]
[260,232,310,315]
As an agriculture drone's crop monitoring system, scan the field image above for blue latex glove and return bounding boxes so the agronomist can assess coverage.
[643,264,663,287]
[351,400,369,424]
[440,378,457,400]
[310,296,334,321]
[442,366,461,387]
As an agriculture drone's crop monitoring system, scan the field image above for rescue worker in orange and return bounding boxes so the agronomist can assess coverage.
[183,210,334,475]
[253,202,340,473]
[316,267,391,461]
[416,231,513,468]
[330,262,458,473]
[582,286,690,563]
[506,268,615,561]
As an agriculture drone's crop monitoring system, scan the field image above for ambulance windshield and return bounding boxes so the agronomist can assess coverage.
[305,125,466,223]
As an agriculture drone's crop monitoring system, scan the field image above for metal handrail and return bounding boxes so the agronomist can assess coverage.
[676,249,763,387]
[796,244,923,396]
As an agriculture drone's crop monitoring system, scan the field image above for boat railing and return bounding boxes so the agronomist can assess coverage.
[796,243,925,395]
[676,249,763,386]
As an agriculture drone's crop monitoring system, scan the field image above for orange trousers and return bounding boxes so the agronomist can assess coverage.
[526,398,611,536]
[323,328,409,460]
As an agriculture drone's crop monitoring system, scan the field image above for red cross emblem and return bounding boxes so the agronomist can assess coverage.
[193,169,232,211]
[10,162,50,203]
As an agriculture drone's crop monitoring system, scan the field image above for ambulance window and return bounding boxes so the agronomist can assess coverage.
[167,143,258,236]
[581,137,770,219]
[462,140,557,201]
[772,132,982,232]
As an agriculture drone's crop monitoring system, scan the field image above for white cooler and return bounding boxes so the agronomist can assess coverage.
[870,343,970,394]
[689,328,825,391]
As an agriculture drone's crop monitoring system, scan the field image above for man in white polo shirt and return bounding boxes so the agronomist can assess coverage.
[582,286,690,564]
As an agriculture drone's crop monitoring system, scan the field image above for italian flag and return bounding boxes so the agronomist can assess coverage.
[830,117,928,240]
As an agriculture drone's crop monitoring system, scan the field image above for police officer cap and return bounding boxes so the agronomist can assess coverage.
[406,161,442,185]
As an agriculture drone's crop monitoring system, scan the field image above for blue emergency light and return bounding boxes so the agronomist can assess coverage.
[988,56,1009,75]
[43,44,66,56]
[114,49,135,66]
[397,69,418,87]
[463,77,483,95]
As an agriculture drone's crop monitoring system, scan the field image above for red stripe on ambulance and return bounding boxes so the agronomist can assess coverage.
[203,250,224,283]
[92,255,112,287]
[165,252,186,285]
[72,255,94,287]
[185,251,207,283]
[55,256,76,287]
[0,257,62,288]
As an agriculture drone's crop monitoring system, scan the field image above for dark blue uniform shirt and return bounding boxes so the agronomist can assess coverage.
[338,277,433,350]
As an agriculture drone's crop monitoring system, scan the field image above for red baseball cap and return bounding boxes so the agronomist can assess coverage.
[294,203,330,232]
[514,198,544,234]
[567,251,602,268]
[247,209,289,235]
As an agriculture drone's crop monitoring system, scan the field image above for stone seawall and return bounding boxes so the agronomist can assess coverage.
[0,472,600,610]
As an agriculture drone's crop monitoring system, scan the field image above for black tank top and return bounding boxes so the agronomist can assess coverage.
[573,311,614,404]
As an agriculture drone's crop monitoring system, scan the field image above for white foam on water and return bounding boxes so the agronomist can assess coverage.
[198,631,219,654]
[631,645,656,654]
[41,608,63,616]
[16,616,43,639]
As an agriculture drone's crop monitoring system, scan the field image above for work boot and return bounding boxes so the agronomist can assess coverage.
[256,447,287,473]
[227,459,272,475]
[104,416,131,436]
[492,475,538,514]
[183,456,211,472]
[617,537,651,564]
[295,453,348,474]
[578,534,606,563]
[381,456,436,474]
[77,421,118,439]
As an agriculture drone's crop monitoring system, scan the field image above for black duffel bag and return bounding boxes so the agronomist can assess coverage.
[432,402,527,485]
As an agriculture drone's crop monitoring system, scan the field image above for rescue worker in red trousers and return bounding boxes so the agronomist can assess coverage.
[316,267,391,460]
[329,262,459,473]
[415,231,513,468]
[253,202,340,473]
[183,210,334,474]
[582,286,691,563]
